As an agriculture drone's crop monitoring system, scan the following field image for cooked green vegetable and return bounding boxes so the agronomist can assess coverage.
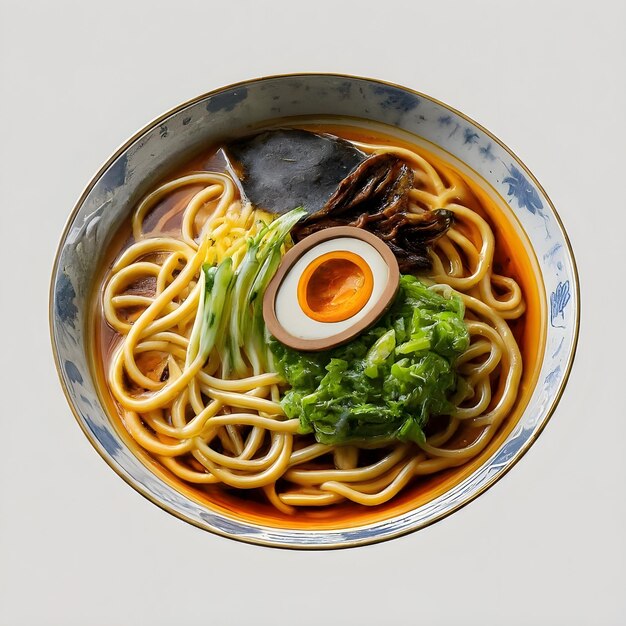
[189,207,306,377]
[235,207,306,376]
[187,258,234,367]
[270,275,470,445]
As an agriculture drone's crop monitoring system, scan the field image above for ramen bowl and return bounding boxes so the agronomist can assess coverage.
[50,74,579,549]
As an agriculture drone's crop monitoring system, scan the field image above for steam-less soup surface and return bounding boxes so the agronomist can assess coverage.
[91,122,544,529]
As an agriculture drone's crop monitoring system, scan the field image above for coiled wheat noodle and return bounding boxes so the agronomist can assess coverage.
[100,138,524,513]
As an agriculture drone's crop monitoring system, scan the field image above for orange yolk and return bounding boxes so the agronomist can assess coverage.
[297,251,374,323]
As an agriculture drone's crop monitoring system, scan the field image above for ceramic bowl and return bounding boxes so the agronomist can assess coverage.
[50,74,579,548]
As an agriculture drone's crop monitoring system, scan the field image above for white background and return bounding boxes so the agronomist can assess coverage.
[1,1,625,624]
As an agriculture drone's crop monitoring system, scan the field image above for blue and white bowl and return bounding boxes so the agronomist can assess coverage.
[50,74,579,548]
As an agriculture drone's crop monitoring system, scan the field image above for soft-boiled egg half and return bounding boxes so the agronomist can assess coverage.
[264,226,400,351]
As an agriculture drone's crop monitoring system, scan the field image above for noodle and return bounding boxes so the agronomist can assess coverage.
[98,133,525,511]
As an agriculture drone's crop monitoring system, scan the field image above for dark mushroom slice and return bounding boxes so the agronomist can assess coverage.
[293,152,454,271]
[313,153,413,218]
[225,129,366,216]
[376,210,455,272]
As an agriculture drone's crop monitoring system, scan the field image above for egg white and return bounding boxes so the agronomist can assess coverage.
[275,237,390,340]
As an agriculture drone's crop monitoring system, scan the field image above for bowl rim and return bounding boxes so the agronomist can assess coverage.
[49,72,581,549]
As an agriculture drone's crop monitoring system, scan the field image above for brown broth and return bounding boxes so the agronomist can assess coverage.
[88,121,546,530]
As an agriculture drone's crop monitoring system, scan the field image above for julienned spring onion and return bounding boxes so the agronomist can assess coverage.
[186,257,234,367]
[189,207,306,377]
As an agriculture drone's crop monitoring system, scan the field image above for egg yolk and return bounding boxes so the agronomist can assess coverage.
[297,251,374,323]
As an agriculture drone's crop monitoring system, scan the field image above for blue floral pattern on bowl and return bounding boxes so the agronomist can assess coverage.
[50,74,579,549]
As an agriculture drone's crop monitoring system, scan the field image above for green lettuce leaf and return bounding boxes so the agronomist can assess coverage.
[270,276,469,445]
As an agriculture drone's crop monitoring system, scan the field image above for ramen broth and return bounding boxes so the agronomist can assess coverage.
[89,121,545,530]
